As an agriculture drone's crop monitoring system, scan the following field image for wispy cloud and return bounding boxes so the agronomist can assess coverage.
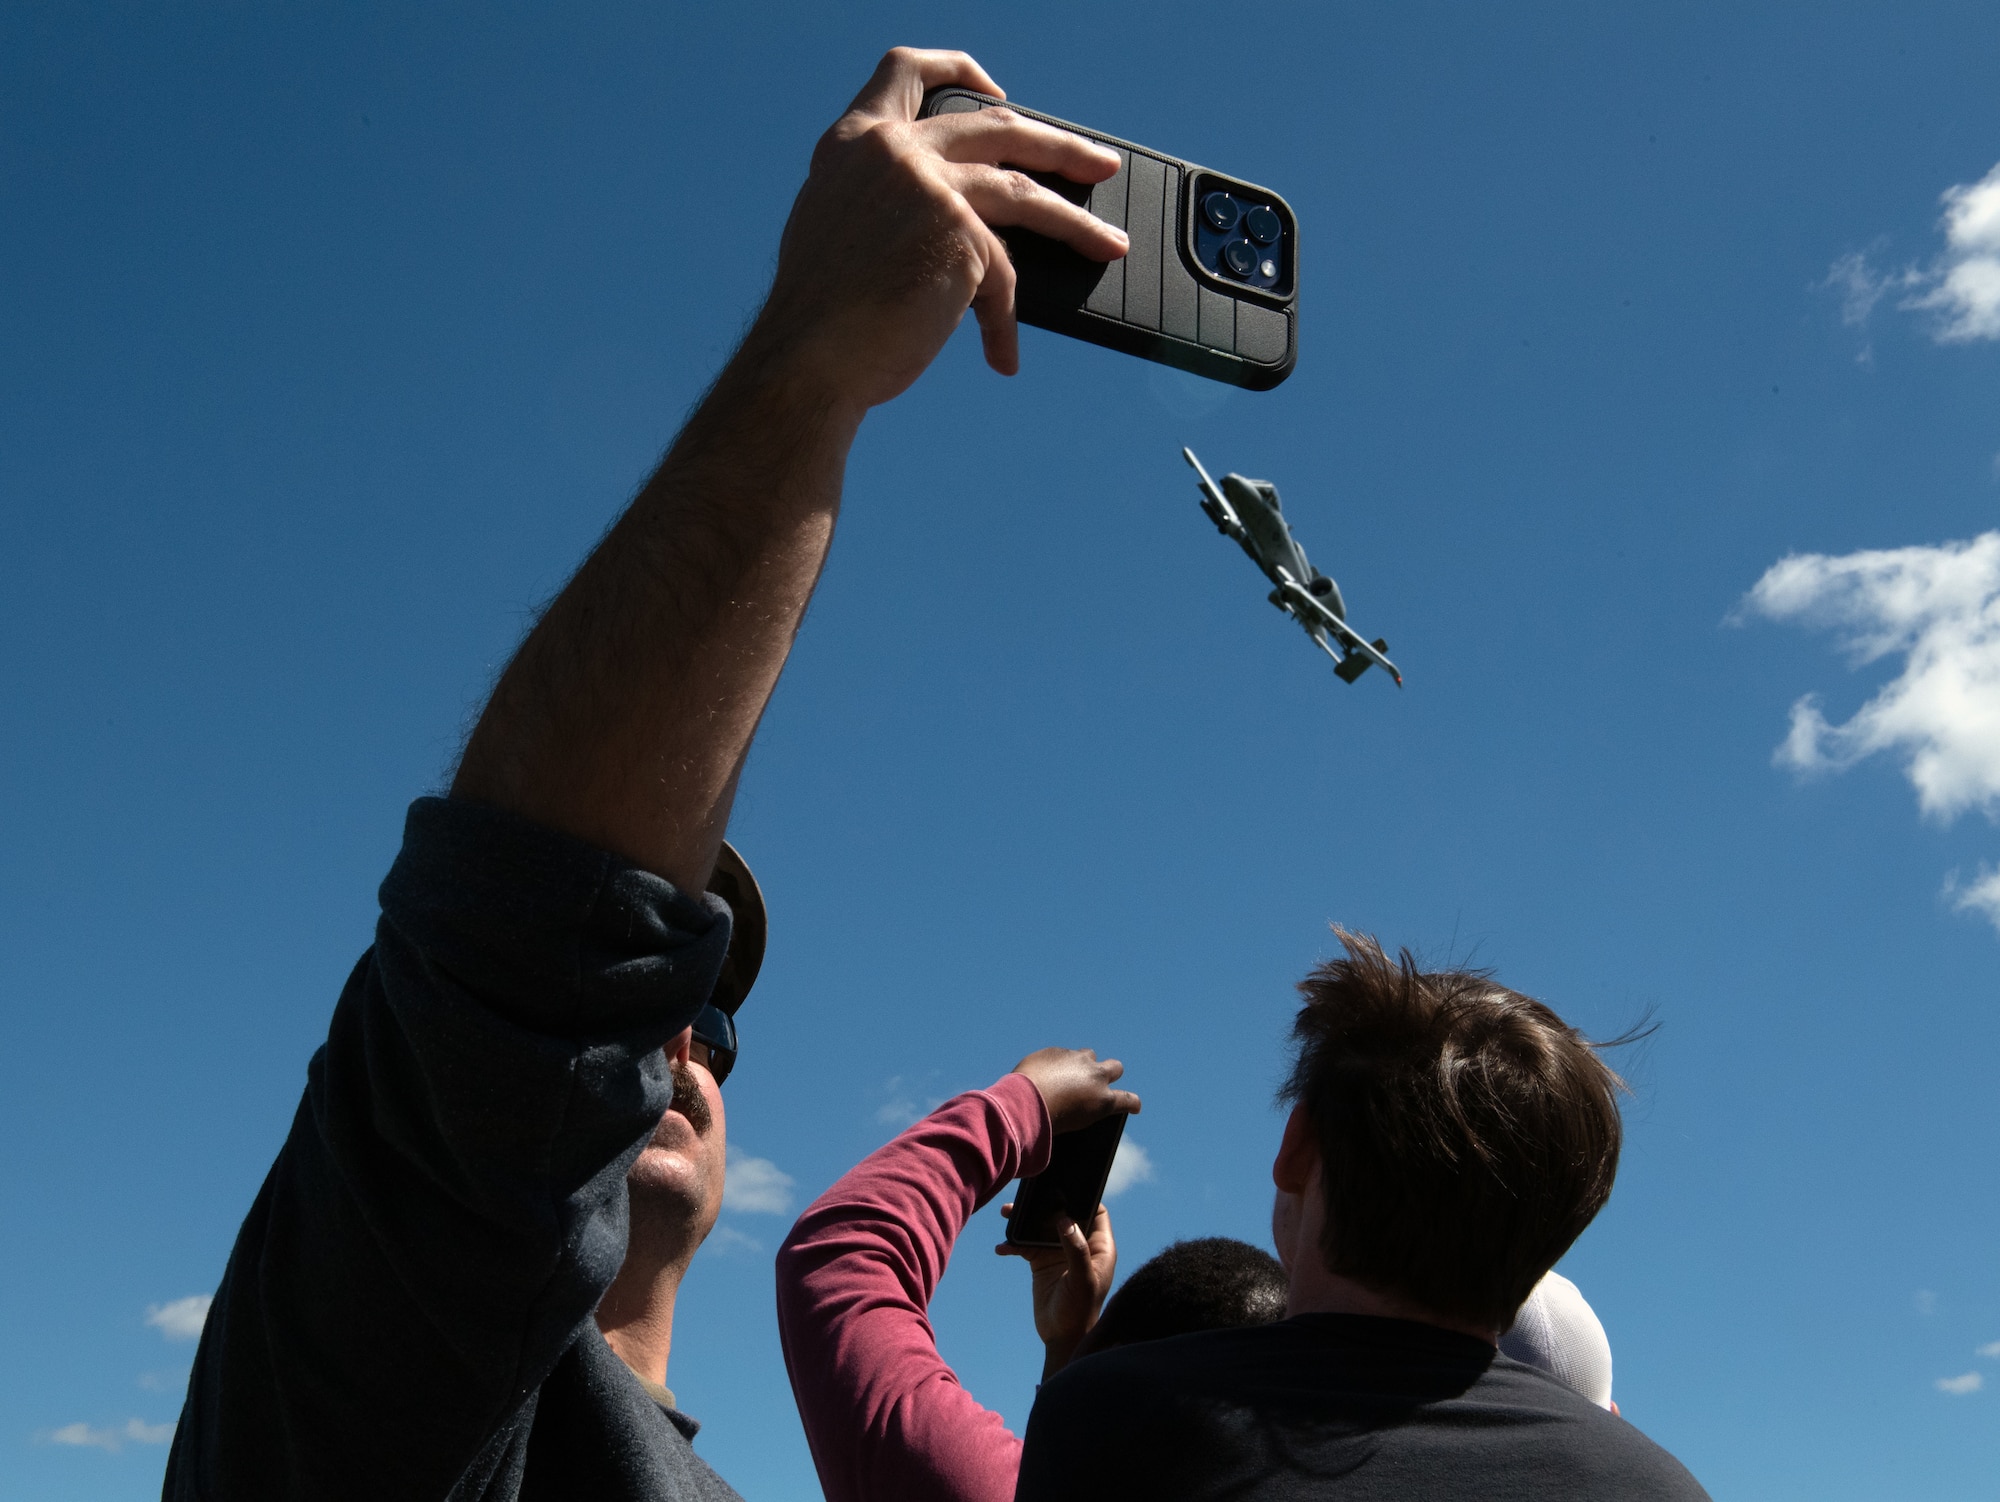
[874,1075,947,1129]
[1828,161,2000,343]
[1937,1371,1983,1395]
[1103,1136,1155,1198]
[701,1224,764,1258]
[1978,1340,2000,1359]
[1742,534,2000,930]
[1915,1290,1940,1316]
[722,1147,796,1215]
[145,1295,212,1341]
[1824,248,1908,329]
[1944,866,2000,929]
[137,1369,188,1393]
[45,1417,176,1451]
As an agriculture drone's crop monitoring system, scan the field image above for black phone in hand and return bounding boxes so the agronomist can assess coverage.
[1006,1112,1127,1248]
[918,88,1298,390]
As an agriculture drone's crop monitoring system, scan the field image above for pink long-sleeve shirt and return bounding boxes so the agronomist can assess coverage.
[775,1073,1053,1502]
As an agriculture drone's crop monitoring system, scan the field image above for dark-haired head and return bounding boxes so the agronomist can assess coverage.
[1076,1237,1287,1359]
[1278,930,1629,1334]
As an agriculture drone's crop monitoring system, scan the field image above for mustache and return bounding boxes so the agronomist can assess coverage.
[667,1058,713,1135]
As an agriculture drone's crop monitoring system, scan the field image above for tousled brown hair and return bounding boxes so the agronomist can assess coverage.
[1280,930,1628,1332]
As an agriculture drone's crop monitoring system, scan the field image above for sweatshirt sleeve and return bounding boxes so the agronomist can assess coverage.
[774,1072,1054,1502]
[165,796,732,1502]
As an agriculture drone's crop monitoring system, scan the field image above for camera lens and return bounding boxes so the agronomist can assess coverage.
[1202,192,1241,232]
[1221,238,1259,278]
[1245,204,1282,245]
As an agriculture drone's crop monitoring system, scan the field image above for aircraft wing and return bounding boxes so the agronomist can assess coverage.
[1273,569,1404,686]
[1183,448,1248,543]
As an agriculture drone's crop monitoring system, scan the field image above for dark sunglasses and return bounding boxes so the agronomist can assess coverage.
[690,1001,737,1087]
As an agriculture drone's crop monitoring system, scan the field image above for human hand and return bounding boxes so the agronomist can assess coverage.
[1010,1046,1141,1134]
[996,1202,1116,1378]
[749,47,1129,413]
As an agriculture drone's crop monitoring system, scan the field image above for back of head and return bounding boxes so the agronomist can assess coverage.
[1087,1237,1287,1351]
[1282,930,1627,1334]
[1500,1270,1615,1408]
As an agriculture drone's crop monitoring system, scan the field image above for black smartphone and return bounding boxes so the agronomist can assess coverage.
[918,88,1297,390]
[1006,1112,1127,1248]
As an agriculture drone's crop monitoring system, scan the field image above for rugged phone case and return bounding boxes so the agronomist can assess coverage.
[919,88,1297,390]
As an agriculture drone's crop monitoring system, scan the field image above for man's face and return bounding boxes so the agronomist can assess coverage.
[625,1043,728,1261]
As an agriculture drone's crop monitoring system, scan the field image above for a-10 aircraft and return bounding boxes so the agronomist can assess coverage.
[1182,447,1402,687]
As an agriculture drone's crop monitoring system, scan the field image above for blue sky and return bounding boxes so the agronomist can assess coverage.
[5,3,2000,1497]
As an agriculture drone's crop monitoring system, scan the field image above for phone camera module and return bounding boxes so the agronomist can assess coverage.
[1221,238,1259,278]
[1244,204,1282,246]
[1202,192,1242,232]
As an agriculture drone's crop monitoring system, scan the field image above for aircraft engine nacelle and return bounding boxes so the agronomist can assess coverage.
[1305,573,1346,620]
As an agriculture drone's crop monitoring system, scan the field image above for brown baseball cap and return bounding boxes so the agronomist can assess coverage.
[703,839,766,1018]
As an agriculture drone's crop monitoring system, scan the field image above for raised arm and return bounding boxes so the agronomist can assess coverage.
[452,47,1126,893]
[776,1049,1138,1502]
[167,49,1125,1502]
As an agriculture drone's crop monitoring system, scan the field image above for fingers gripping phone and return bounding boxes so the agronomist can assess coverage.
[1006,1112,1127,1248]
[919,88,1298,390]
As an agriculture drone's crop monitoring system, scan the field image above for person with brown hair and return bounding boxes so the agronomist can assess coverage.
[1013,931,1710,1501]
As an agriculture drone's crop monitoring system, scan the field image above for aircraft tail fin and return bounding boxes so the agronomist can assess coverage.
[1334,639,1392,684]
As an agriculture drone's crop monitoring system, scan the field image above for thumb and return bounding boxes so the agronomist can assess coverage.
[1059,1216,1092,1282]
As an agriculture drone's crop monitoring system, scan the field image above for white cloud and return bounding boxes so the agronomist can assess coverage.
[1103,1136,1155,1198]
[145,1295,212,1341]
[1937,1371,1984,1395]
[46,1417,175,1451]
[1744,534,2000,930]
[137,1369,187,1393]
[1829,161,2000,343]
[1978,1340,2000,1359]
[1916,1290,1940,1316]
[700,1224,764,1258]
[1906,163,2000,341]
[722,1147,795,1215]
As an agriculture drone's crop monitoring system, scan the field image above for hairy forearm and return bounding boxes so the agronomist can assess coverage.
[453,332,862,891]
[451,47,1126,892]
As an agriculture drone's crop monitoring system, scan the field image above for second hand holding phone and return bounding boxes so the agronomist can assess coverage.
[1005,1112,1128,1249]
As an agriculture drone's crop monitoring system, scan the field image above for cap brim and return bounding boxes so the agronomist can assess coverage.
[704,840,766,1016]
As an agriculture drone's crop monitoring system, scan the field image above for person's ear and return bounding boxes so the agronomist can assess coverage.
[1271,1104,1317,1193]
[1271,1183,1301,1273]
